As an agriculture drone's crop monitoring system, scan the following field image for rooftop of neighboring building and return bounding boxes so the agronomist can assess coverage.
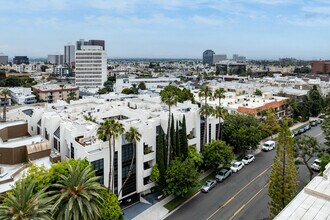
[0,156,52,193]
[32,83,78,92]
[0,135,45,148]
[275,163,330,220]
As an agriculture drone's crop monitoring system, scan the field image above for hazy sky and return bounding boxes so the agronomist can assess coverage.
[0,0,329,60]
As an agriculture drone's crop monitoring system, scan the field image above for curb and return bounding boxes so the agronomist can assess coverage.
[161,190,201,220]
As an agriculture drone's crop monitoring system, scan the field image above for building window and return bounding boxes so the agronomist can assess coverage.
[37,126,40,135]
[70,144,74,159]
[91,159,104,184]
[45,129,49,140]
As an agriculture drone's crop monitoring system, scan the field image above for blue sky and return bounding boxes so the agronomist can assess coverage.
[0,0,329,59]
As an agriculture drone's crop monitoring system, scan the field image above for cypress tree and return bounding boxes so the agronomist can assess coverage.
[181,115,188,160]
[156,127,166,185]
[268,122,297,219]
[175,120,181,158]
[170,114,176,160]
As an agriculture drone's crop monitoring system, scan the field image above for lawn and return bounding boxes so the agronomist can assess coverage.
[164,170,216,211]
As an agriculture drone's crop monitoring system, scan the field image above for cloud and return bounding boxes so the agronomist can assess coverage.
[302,6,330,15]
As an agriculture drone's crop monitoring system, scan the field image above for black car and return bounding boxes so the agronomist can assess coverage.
[304,124,311,131]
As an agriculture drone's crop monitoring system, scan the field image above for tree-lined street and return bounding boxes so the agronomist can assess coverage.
[166,124,325,220]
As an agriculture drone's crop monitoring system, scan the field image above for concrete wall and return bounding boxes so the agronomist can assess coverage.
[0,123,29,141]
[0,146,27,164]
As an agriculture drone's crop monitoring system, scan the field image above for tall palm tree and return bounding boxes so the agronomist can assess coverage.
[97,118,124,192]
[50,162,104,220]
[214,88,225,108]
[0,179,53,220]
[199,104,213,146]
[119,127,141,196]
[212,106,228,140]
[0,89,9,122]
[160,86,178,167]
[198,86,212,147]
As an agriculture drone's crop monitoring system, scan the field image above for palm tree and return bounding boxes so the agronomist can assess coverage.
[50,162,104,220]
[199,104,213,146]
[214,88,225,108]
[198,86,212,147]
[97,119,125,192]
[212,106,228,140]
[160,86,178,167]
[0,89,9,122]
[0,179,53,220]
[119,127,141,196]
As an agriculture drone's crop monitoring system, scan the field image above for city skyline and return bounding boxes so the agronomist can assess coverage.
[0,0,330,60]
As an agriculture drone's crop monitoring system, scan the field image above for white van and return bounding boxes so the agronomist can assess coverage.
[262,140,276,151]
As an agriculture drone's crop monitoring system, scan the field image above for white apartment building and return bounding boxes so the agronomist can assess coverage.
[7,94,219,201]
[8,87,36,105]
[115,77,180,93]
[75,45,107,88]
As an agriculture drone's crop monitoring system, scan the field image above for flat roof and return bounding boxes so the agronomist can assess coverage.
[0,120,26,130]
[1,135,45,148]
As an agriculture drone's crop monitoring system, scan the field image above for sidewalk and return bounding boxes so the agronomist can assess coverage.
[132,170,213,220]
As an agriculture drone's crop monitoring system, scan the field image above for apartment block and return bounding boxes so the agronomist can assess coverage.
[7,94,220,201]
[32,84,79,103]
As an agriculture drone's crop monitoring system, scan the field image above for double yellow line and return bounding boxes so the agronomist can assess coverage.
[206,167,270,220]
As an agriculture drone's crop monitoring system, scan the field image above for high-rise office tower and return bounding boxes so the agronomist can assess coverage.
[76,39,89,51]
[75,45,107,88]
[13,56,29,65]
[64,45,75,65]
[48,55,64,65]
[76,39,105,50]
[88,40,105,50]
[0,54,8,65]
[203,50,215,65]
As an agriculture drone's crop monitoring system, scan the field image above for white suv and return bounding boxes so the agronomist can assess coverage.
[262,140,275,151]
[311,159,321,172]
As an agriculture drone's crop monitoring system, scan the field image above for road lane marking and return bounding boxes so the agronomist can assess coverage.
[314,132,323,137]
[206,166,270,220]
[229,183,269,220]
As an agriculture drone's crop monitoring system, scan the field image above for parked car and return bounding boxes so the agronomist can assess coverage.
[311,159,321,172]
[310,121,317,127]
[215,168,232,182]
[292,130,299,136]
[304,124,311,131]
[298,128,305,134]
[231,161,244,173]
[201,180,217,193]
[316,119,323,124]
[242,154,255,165]
[262,140,276,151]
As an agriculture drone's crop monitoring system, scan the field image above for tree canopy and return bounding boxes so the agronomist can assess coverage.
[223,114,262,154]
[294,135,320,180]
[203,140,234,168]
[164,158,198,197]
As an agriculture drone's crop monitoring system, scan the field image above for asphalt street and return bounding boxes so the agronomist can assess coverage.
[166,123,326,220]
